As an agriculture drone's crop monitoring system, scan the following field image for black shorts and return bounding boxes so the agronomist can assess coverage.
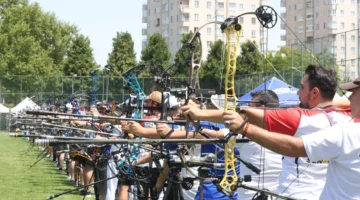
[94,167,107,196]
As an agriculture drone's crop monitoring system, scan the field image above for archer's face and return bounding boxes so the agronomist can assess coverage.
[297,74,311,109]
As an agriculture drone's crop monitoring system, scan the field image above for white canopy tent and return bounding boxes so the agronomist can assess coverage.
[0,104,9,113]
[10,97,40,113]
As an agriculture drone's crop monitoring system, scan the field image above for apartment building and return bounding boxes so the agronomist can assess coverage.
[280,0,360,80]
[142,0,269,62]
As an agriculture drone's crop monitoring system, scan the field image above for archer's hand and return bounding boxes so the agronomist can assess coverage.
[128,121,145,136]
[121,122,131,133]
[181,100,202,122]
[156,123,171,138]
[222,111,244,132]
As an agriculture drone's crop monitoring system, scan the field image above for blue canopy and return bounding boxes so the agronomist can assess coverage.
[238,77,300,107]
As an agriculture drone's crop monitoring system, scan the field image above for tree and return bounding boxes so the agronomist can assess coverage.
[172,32,201,77]
[236,40,263,75]
[0,1,77,75]
[63,34,98,76]
[141,33,171,72]
[201,40,227,79]
[107,32,137,76]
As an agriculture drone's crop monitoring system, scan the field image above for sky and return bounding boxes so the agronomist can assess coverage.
[29,0,285,67]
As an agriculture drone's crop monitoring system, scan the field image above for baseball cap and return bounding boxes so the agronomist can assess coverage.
[339,77,360,91]
[146,91,162,103]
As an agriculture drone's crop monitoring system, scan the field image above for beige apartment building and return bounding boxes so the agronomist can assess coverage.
[280,0,360,80]
[142,0,269,62]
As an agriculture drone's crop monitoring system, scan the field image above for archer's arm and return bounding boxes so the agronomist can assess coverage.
[182,103,266,128]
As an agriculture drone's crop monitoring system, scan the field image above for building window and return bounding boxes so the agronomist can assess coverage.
[340,10,344,16]
[351,0,355,4]
[294,16,297,21]
[195,1,199,8]
[194,14,199,21]
[207,14,212,22]
[351,35,355,41]
[341,47,345,54]
[298,14,303,21]
[352,47,355,54]
[340,22,344,29]
[251,17,256,24]
[327,22,337,29]
[207,41,211,49]
[329,46,337,54]
[306,25,313,32]
[170,16,173,22]
[351,11,355,17]
[252,4,256,11]
[239,17,244,23]
[316,24,319,30]
[316,12,318,18]
[306,1,313,8]
[306,13,313,19]
[298,26,304,33]
[162,4,168,12]
[216,15,224,21]
[296,3,303,10]
[207,28,212,35]
[351,72,355,79]
[217,2,224,10]
[352,23,355,29]
[341,59,345,65]
[229,3,236,11]
[351,59,356,66]
[216,28,222,36]
[207,1,211,8]
[155,7,161,13]
[332,9,336,16]
[341,34,345,41]
[251,30,256,37]
[239,4,243,11]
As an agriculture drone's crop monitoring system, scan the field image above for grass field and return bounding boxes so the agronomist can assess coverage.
[0,132,84,200]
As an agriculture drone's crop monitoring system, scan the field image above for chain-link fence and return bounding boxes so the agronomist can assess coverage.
[0,72,304,130]
[288,28,360,81]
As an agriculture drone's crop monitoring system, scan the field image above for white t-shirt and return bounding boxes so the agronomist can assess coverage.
[264,107,353,199]
[301,122,360,200]
[237,142,282,200]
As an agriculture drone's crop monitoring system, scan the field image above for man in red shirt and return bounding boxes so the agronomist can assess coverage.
[182,64,354,199]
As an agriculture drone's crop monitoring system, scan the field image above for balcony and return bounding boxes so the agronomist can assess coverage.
[142,16,147,23]
[142,28,147,35]
[281,0,286,7]
[281,34,286,41]
[142,4,147,11]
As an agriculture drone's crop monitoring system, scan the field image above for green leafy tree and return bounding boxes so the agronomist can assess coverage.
[141,33,171,75]
[0,0,77,104]
[236,40,263,75]
[107,32,137,76]
[63,34,98,76]
[172,32,201,77]
[0,1,76,75]
[201,40,227,79]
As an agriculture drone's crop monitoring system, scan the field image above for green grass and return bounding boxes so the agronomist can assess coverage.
[0,133,84,200]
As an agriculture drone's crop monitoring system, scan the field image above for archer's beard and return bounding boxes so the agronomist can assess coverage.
[299,102,310,109]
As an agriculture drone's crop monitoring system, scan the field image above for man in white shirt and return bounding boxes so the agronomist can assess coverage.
[221,77,360,200]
